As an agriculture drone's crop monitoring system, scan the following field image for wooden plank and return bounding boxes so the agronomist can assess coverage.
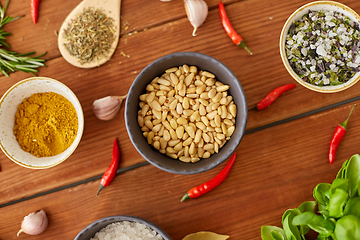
[1,0,360,210]
[1,102,359,239]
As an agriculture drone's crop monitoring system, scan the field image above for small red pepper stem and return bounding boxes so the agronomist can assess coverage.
[181,152,237,201]
[96,138,120,196]
[329,105,356,164]
[255,83,296,110]
[30,0,40,24]
[219,2,252,55]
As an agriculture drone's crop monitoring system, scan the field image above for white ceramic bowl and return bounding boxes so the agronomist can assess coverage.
[280,1,360,93]
[0,77,84,169]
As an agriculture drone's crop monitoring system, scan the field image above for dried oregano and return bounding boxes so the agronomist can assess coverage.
[62,7,116,65]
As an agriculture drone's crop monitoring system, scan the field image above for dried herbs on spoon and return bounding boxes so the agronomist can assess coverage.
[62,7,116,65]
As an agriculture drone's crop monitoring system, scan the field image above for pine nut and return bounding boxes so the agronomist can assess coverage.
[168,139,180,147]
[191,157,200,163]
[229,104,237,118]
[176,103,183,115]
[208,88,216,98]
[183,109,194,117]
[174,142,183,152]
[216,85,230,92]
[145,120,153,129]
[190,111,200,122]
[227,126,235,137]
[203,151,211,158]
[202,71,215,78]
[165,67,178,73]
[205,78,216,86]
[183,137,193,146]
[189,66,197,73]
[170,129,178,140]
[204,143,214,151]
[176,126,184,139]
[179,156,191,162]
[199,104,206,116]
[158,78,171,86]
[224,118,234,126]
[183,64,190,73]
[153,124,162,133]
[184,73,194,86]
[147,131,155,145]
[177,117,188,125]
[196,85,206,95]
[146,91,155,103]
[138,65,237,162]
[137,116,144,127]
[160,138,167,149]
[183,97,190,109]
[196,122,206,130]
[207,111,217,120]
[214,115,221,128]
[186,126,195,138]
[153,141,160,150]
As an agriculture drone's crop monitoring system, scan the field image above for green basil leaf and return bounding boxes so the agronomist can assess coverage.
[345,154,360,198]
[292,212,335,236]
[328,188,348,218]
[330,178,349,196]
[344,197,360,218]
[313,183,331,207]
[298,201,317,235]
[261,226,287,240]
[334,215,360,240]
[282,210,303,240]
[336,160,349,179]
[298,201,317,213]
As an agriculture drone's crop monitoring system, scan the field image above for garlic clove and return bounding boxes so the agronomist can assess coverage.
[17,209,48,236]
[184,0,208,36]
[93,95,127,121]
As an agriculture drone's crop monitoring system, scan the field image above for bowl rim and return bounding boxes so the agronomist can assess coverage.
[0,77,84,169]
[74,215,172,240]
[125,51,247,175]
[279,0,360,93]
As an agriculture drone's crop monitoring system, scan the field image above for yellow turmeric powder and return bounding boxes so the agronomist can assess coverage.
[13,92,78,157]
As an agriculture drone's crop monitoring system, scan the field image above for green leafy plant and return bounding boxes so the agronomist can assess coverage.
[0,0,46,76]
[261,154,360,240]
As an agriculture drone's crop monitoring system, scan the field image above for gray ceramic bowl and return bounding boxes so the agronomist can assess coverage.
[74,215,171,240]
[125,52,247,175]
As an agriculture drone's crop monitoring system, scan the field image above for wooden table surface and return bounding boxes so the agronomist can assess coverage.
[1,0,360,239]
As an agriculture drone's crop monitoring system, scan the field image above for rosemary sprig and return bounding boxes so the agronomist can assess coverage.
[0,0,46,76]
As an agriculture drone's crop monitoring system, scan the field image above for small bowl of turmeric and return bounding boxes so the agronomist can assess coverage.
[0,77,84,169]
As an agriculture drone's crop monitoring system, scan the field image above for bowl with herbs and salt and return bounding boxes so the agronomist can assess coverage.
[0,77,84,169]
[280,1,360,93]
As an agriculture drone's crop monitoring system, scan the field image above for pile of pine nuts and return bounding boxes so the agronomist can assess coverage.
[137,65,237,163]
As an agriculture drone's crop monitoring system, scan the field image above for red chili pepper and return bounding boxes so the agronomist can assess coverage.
[219,2,252,55]
[329,105,356,164]
[96,138,120,196]
[30,0,40,24]
[181,152,236,201]
[254,83,296,110]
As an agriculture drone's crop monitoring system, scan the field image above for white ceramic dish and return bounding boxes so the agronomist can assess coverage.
[0,77,84,169]
[280,1,360,93]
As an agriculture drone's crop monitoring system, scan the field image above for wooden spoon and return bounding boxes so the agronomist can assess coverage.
[58,0,121,68]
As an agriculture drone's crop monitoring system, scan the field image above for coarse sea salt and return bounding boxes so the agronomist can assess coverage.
[285,9,360,86]
[91,221,164,240]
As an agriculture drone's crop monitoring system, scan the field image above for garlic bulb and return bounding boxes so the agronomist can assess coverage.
[184,0,208,36]
[17,209,48,236]
[93,95,127,121]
